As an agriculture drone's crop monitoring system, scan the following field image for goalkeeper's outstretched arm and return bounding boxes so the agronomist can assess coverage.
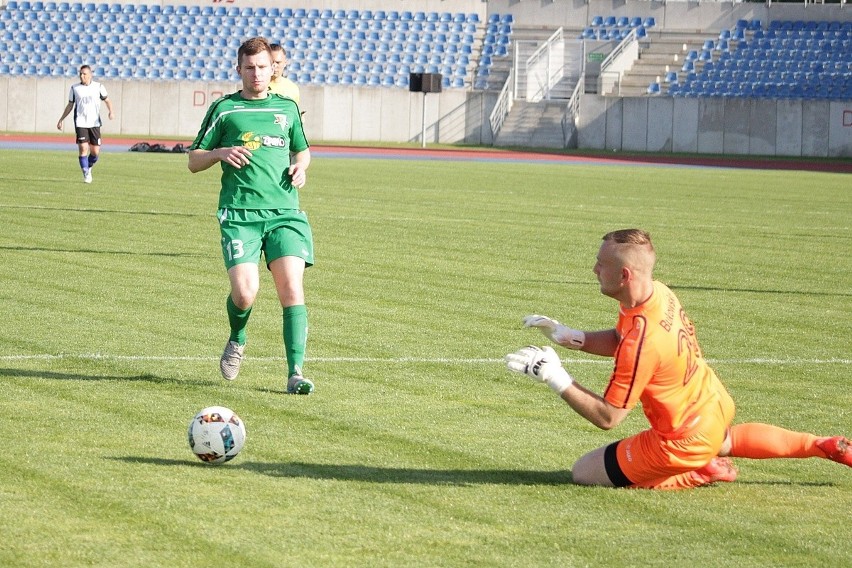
[560,381,629,430]
[505,345,629,430]
[523,315,620,357]
[578,329,621,358]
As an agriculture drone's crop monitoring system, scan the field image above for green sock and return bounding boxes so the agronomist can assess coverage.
[226,295,252,345]
[283,304,307,376]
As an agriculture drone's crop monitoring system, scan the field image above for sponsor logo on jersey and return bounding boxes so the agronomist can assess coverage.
[240,131,262,150]
[240,131,287,149]
[274,114,289,131]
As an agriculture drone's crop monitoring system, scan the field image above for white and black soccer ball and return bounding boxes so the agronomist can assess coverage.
[187,406,246,464]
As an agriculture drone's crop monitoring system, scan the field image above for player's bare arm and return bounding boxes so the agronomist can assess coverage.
[523,314,620,356]
[560,382,630,430]
[188,147,253,173]
[57,102,74,130]
[288,149,311,188]
[579,329,621,357]
[505,345,630,430]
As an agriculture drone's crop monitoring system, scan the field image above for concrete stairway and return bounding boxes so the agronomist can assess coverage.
[608,32,721,96]
[493,100,567,148]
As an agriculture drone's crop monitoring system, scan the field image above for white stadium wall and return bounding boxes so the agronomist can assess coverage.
[0,0,850,156]
[578,95,852,157]
[0,74,488,145]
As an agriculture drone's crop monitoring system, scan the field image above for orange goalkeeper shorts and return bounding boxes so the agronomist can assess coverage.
[605,388,736,486]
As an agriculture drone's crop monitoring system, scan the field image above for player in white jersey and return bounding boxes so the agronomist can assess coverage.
[56,65,115,184]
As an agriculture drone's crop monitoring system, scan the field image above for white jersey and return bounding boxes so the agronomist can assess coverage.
[67,81,109,128]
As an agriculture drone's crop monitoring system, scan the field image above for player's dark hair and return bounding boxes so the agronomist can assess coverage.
[237,37,272,67]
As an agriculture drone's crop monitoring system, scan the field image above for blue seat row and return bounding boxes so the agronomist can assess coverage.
[740,37,852,51]
[590,15,656,29]
[769,19,852,32]
[580,26,648,40]
[692,57,850,74]
[669,81,851,100]
[5,2,482,24]
[0,10,484,35]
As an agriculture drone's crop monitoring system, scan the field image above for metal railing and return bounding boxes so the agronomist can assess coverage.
[489,67,514,139]
[561,76,584,148]
[597,28,638,96]
[522,27,565,102]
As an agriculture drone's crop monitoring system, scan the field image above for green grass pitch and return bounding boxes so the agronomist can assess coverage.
[0,149,849,567]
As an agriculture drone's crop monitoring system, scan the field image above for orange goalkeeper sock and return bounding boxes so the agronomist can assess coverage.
[729,423,822,459]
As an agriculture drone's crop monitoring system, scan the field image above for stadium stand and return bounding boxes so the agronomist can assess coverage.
[11,5,838,101]
[648,19,851,99]
[0,2,514,90]
[580,13,849,100]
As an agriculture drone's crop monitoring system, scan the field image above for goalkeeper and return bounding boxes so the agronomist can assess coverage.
[506,228,850,489]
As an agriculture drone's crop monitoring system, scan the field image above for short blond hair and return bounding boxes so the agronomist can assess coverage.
[602,229,656,275]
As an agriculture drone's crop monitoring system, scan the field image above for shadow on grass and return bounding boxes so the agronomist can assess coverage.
[0,367,208,385]
[0,204,204,217]
[0,245,206,257]
[110,456,840,488]
[668,283,852,298]
[542,279,851,298]
[109,456,573,486]
[735,480,837,487]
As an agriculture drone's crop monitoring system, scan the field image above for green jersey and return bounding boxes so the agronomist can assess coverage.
[190,92,309,210]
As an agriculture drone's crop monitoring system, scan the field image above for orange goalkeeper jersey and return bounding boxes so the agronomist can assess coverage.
[603,281,731,438]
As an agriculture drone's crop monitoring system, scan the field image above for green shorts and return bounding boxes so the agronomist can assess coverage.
[217,208,314,270]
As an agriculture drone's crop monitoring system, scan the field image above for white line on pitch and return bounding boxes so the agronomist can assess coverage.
[0,354,849,365]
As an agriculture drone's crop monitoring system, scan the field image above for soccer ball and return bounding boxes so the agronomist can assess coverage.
[187,406,246,464]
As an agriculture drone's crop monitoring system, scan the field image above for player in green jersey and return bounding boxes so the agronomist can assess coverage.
[188,37,314,395]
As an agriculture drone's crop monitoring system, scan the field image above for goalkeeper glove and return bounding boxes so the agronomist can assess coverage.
[505,345,574,394]
[523,314,586,350]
